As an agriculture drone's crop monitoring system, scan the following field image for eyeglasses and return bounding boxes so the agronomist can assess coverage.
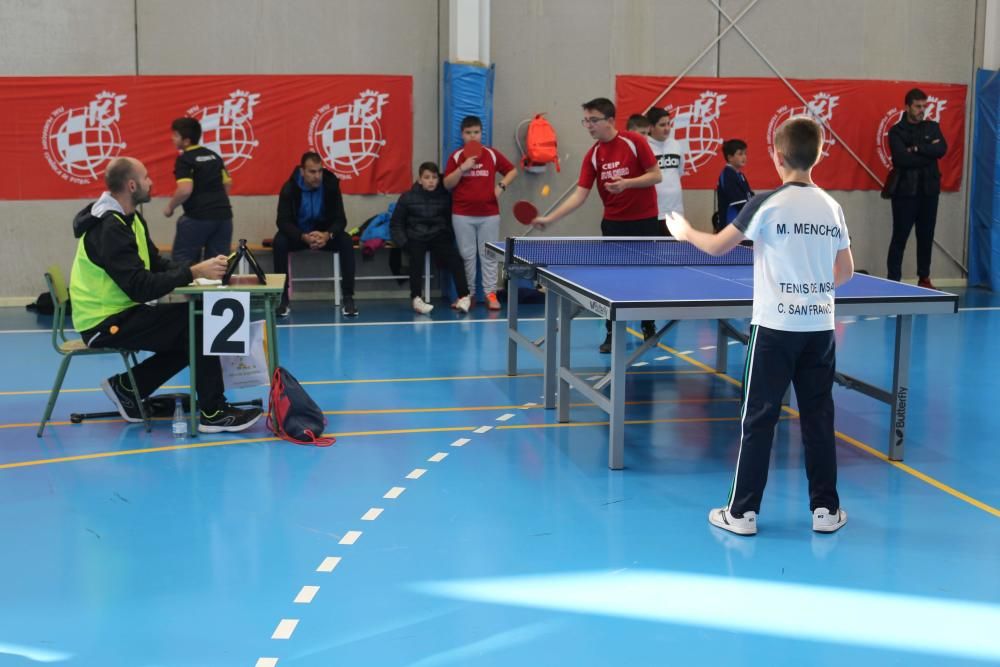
[581,116,608,126]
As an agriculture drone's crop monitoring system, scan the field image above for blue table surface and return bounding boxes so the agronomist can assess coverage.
[537,264,950,303]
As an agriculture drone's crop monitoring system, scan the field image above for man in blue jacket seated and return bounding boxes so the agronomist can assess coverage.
[70,157,262,433]
[390,162,471,314]
[274,151,356,317]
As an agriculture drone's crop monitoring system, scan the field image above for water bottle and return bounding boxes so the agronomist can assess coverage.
[172,398,186,439]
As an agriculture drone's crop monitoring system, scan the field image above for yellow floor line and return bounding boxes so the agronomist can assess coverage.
[633,327,1000,519]
[0,416,754,470]
[3,397,742,430]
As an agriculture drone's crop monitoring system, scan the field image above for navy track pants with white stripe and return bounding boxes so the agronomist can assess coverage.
[728,325,840,516]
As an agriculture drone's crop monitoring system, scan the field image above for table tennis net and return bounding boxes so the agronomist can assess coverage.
[505,238,752,267]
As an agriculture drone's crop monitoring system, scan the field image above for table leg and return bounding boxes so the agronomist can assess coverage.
[557,295,573,422]
[609,319,627,470]
[188,299,198,437]
[715,320,728,373]
[888,314,912,461]
[543,288,558,409]
[507,279,519,376]
[265,294,278,375]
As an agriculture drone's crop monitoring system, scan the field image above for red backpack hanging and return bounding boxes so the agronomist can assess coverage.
[267,366,335,446]
[519,114,561,173]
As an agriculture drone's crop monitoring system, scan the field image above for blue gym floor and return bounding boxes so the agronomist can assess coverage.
[0,289,998,667]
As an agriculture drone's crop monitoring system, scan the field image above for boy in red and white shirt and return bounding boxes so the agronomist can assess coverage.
[534,97,662,352]
[443,116,518,310]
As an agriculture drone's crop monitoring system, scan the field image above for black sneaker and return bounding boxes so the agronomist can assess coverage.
[277,302,291,318]
[599,334,612,354]
[342,296,359,317]
[199,404,263,433]
[642,321,657,341]
[101,374,144,423]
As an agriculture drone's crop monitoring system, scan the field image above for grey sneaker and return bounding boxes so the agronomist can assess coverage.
[708,507,757,536]
[812,507,847,533]
[342,296,358,317]
[199,404,263,433]
[101,374,144,423]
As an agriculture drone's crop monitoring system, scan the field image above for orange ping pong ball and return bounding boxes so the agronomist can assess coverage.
[541,185,551,197]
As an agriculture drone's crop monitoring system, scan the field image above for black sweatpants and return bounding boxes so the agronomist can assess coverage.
[887,194,939,281]
[728,325,839,516]
[406,233,469,300]
[81,303,226,413]
[600,216,660,334]
[272,230,356,301]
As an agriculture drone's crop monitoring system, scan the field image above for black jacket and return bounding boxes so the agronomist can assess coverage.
[390,182,453,247]
[889,118,947,197]
[72,199,193,304]
[275,167,348,240]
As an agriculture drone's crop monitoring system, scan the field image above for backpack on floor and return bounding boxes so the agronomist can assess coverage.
[267,366,335,447]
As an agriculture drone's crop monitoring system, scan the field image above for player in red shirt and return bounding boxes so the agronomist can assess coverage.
[534,97,662,352]
[443,116,518,310]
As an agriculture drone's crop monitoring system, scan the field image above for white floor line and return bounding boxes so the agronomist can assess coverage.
[339,531,362,545]
[450,438,470,447]
[384,486,406,498]
[727,340,740,346]
[406,468,427,479]
[428,452,448,462]
[255,658,279,667]
[864,316,880,321]
[521,402,538,408]
[271,619,299,640]
[631,361,649,367]
[316,556,341,572]
[496,413,515,421]
[361,508,383,520]
[700,345,716,350]
[655,355,672,361]
[474,425,493,434]
[294,586,320,604]
[679,350,694,355]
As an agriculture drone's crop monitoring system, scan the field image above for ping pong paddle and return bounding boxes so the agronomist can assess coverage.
[513,200,539,225]
[463,139,483,161]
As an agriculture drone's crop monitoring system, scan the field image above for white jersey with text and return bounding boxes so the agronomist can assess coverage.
[646,135,686,216]
[732,182,850,332]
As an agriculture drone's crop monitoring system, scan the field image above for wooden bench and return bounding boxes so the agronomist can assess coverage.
[261,238,430,306]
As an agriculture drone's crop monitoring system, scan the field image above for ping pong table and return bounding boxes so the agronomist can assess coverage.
[486,237,959,470]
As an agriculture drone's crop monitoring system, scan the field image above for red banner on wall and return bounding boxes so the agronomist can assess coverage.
[615,76,966,192]
[0,75,412,200]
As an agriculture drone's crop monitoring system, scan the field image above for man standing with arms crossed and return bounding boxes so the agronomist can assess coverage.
[534,97,662,352]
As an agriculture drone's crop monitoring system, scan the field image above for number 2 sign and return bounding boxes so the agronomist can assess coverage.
[203,292,250,356]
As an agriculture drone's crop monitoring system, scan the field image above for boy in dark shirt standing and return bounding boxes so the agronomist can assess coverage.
[164,117,234,266]
[667,116,855,536]
[715,138,754,232]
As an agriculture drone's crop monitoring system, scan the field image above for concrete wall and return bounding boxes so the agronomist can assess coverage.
[492,0,982,280]
[0,0,986,299]
[0,0,441,301]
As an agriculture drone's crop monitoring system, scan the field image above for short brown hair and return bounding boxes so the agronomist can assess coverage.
[773,116,822,170]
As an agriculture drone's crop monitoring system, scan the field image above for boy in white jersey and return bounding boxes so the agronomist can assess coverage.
[645,108,686,229]
[666,116,855,536]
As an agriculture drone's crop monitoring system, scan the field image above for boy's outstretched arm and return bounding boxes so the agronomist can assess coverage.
[665,211,745,256]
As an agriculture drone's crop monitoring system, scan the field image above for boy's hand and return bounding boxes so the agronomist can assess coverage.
[163,205,174,218]
[605,177,628,194]
[460,156,477,173]
[665,212,691,240]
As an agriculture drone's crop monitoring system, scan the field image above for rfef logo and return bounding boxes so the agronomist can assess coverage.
[41,91,128,184]
[187,90,261,172]
[308,89,389,180]
[876,96,947,169]
[664,91,727,173]
[767,92,840,160]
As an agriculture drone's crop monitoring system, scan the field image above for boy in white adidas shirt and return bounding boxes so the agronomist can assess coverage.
[645,107,686,231]
[666,116,855,536]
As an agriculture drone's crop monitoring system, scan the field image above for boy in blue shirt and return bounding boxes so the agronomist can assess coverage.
[715,138,754,232]
[667,116,855,536]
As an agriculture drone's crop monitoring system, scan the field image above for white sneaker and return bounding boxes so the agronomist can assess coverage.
[412,296,434,314]
[453,295,471,313]
[708,507,757,536]
[812,507,847,533]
